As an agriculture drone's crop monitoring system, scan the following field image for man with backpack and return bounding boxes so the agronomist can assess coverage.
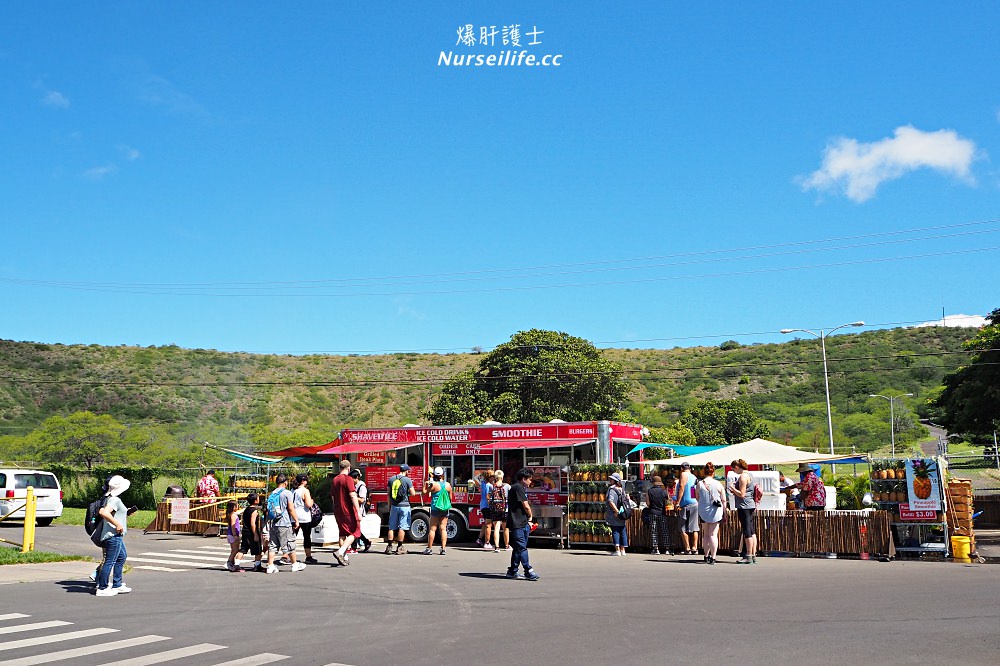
[385,464,415,554]
[264,474,305,574]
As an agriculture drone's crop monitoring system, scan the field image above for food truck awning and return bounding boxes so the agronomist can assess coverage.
[260,441,342,460]
[319,441,413,455]
[481,439,595,450]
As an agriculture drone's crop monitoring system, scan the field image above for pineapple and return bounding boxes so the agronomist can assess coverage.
[911,460,936,500]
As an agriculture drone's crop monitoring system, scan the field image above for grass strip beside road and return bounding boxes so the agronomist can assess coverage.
[54,507,157,530]
[0,546,92,566]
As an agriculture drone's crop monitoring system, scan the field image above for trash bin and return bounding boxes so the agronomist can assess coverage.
[164,485,187,499]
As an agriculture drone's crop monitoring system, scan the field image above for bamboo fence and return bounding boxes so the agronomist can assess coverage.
[627,509,892,556]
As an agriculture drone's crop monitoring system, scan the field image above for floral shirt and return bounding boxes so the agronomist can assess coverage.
[197,474,220,498]
[799,472,826,508]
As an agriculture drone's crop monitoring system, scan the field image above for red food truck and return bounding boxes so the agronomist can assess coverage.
[326,421,644,544]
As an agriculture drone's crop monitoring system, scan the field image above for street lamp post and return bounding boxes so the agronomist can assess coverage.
[781,321,865,472]
[869,393,914,457]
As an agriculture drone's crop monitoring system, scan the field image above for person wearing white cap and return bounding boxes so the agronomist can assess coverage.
[423,466,452,555]
[605,472,630,556]
[95,475,132,597]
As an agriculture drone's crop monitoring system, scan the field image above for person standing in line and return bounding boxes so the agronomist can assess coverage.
[423,466,452,555]
[646,475,672,555]
[728,459,758,564]
[349,469,372,553]
[491,469,511,551]
[225,500,243,571]
[385,464,415,554]
[673,462,700,556]
[696,463,725,565]
[480,472,497,550]
[791,464,827,511]
[196,469,220,501]
[265,474,305,574]
[292,474,319,564]
[505,468,540,580]
[240,492,264,572]
[605,472,629,557]
[476,469,495,547]
[94,475,132,597]
[331,460,361,566]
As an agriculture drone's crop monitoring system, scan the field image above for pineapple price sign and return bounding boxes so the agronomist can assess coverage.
[904,459,940,511]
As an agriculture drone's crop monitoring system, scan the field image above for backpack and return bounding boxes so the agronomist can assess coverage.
[489,484,507,515]
[616,487,634,519]
[84,495,109,536]
[266,488,284,521]
[390,475,405,503]
[431,483,452,511]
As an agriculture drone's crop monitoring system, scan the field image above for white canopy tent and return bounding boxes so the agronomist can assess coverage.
[642,438,867,467]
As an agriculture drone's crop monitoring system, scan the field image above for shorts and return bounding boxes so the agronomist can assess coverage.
[388,505,411,531]
[481,507,495,521]
[737,508,756,539]
[335,514,361,539]
[240,532,262,557]
[268,524,296,555]
[679,504,700,533]
[430,508,449,519]
[226,532,238,545]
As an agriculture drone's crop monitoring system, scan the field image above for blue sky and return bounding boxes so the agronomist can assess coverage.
[2,2,998,355]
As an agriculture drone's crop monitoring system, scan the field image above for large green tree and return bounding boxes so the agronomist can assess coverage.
[27,411,126,469]
[428,329,629,424]
[681,399,770,446]
[933,307,1000,442]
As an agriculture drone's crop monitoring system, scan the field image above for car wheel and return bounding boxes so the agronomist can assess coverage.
[408,512,430,542]
[36,517,54,526]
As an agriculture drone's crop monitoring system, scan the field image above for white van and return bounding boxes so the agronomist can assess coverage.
[0,468,64,526]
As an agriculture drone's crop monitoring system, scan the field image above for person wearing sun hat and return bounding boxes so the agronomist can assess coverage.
[95,475,132,597]
[792,463,827,511]
[605,472,630,557]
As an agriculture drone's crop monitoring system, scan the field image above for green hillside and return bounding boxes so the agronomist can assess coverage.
[0,326,974,463]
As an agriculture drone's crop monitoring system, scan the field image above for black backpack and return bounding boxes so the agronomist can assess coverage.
[85,495,109,536]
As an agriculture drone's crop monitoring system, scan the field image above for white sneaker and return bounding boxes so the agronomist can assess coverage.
[291,562,306,572]
[114,585,132,594]
[95,588,118,597]
[266,564,278,574]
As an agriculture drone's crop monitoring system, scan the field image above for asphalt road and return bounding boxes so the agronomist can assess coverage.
[2,525,999,665]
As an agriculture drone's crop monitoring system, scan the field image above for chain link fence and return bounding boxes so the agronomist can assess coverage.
[945,453,1000,496]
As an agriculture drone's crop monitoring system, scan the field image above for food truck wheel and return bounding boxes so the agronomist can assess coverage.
[408,512,430,542]
[445,511,467,542]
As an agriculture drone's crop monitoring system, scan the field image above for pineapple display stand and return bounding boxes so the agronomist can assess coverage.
[871,457,950,559]
[566,464,625,549]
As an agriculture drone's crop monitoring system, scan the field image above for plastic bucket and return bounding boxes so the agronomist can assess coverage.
[951,536,971,562]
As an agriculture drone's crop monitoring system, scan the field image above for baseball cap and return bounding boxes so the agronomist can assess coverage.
[399,464,410,471]
[433,466,444,477]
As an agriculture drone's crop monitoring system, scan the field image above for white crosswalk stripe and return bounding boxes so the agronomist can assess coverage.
[99,642,225,665]
[0,621,72,635]
[210,654,290,666]
[0,615,289,665]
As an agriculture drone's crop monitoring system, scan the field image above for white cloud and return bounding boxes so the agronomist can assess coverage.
[118,144,141,161]
[914,314,987,328]
[42,90,69,108]
[800,125,979,202]
[137,73,205,116]
[82,164,119,180]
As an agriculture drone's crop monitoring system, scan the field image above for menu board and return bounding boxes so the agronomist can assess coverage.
[365,465,400,491]
[904,458,941,511]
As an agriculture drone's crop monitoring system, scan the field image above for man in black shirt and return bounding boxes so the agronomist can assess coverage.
[506,468,540,581]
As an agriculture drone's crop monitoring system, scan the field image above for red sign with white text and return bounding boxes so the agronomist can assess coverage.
[364,466,400,491]
[898,503,938,521]
[356,451,386,464]
[431,442,489,456]
[340,422,630,444]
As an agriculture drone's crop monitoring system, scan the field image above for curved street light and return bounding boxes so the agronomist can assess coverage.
[780,321,865,471]
[869,393,914,457]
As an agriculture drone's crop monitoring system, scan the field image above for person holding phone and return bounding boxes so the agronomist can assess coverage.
[94,475,133,597]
